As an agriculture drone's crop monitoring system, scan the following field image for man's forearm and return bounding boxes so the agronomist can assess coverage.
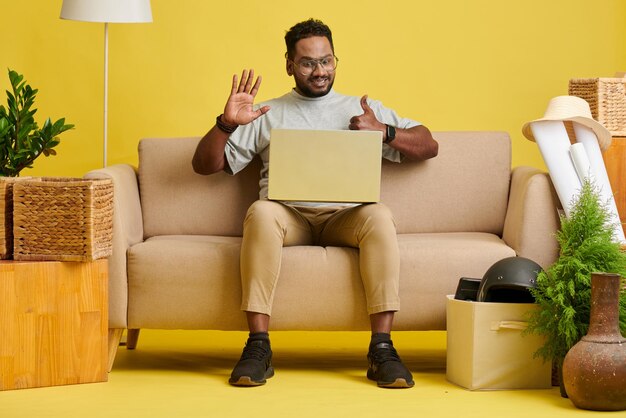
[192,125,231,174]
[388,125,438,161]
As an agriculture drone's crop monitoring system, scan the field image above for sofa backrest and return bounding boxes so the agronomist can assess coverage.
[139,137,260,238]
[138,132,511,238]
[381,131,511,234]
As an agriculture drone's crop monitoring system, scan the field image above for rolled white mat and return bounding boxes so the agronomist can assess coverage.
[573,124,625,243]
[530,120,581,217]
[570,142,592,183]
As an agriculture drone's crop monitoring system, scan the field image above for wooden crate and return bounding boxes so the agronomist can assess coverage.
[0,259,108,390]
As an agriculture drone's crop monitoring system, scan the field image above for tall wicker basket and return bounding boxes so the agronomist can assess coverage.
[12,177,114,262]
[569,77,626,136]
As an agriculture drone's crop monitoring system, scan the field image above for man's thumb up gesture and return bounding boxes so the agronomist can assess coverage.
[349,95,385,136]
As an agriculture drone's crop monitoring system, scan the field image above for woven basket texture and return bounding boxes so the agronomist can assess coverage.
[12,177,114,262]
[569,77,626,136]
[0,177,37,259]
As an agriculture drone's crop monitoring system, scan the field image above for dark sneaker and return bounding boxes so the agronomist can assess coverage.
[229,339,274,386]
[367,341,414,388]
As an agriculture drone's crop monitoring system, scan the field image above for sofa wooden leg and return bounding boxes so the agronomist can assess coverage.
[108,328,124,372]
[126,329,140,350]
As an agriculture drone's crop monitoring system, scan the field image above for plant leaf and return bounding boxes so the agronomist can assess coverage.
[0,70,73,175]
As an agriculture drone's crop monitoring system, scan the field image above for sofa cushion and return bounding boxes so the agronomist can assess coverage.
[380,131,511,234]
[127,233,515,330]
[138,138,260,238]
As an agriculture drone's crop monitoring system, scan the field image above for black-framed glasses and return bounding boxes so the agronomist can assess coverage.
[288,55,339,76]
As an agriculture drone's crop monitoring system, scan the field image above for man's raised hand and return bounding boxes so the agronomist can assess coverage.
[348,95,385,134]
[222,69,270,126]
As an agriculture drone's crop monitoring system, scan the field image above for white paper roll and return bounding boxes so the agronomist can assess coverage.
[530,120,581,217]
[569,143,592,183]
[573,124,625,243]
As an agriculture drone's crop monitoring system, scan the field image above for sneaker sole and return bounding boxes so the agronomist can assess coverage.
[229,368,275,387]
[377,378,415,389]
[229,376,266,386]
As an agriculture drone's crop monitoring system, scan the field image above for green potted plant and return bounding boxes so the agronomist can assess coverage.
[0,69,73,177]
[525,178,626,395]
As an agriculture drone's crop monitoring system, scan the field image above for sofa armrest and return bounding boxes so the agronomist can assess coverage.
[85,164,144,329]
[502,166,560,269]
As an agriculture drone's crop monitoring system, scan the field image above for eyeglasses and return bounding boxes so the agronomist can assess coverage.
[288,55,339,76]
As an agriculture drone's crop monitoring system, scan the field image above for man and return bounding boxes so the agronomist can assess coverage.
[192,18,438,388]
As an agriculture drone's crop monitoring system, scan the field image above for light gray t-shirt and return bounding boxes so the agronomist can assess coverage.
[225,89,421,201]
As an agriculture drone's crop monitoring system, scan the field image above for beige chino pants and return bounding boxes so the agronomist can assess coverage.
[240,200,400,315]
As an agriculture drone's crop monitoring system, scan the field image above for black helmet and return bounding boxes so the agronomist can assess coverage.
[477,257,542,303]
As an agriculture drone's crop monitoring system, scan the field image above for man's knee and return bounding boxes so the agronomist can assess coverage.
[360,203,396,227]
[244,200,284,223]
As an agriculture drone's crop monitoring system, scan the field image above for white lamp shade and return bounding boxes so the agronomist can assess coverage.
[60,0,152,23]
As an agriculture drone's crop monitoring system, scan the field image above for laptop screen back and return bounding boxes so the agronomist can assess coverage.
[268,129,383,203]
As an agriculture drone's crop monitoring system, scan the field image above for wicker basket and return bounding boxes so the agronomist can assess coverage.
[0,177,37,259]
[569,77,626,136]
[12,177,114,262]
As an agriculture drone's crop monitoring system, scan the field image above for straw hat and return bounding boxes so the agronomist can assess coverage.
[522,95,611,151]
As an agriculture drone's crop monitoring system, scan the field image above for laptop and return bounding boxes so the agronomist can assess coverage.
[267,129,383,203]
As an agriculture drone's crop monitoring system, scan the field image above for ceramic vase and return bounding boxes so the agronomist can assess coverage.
[562,272,626,411]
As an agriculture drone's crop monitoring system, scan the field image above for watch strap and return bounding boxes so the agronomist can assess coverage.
[385,124,396,143]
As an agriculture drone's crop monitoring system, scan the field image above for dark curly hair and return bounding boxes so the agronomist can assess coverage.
[285,19,334,59]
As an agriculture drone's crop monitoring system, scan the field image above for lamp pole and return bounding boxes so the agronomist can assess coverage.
[59,0,152,168]
[103,22,109,167]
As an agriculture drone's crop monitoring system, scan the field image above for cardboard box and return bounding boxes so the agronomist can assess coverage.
[446,295,551,390]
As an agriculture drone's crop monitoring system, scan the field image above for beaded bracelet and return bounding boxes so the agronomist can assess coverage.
[216,114,238,134]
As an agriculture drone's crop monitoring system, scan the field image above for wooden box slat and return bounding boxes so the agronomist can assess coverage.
[0,260,108,390]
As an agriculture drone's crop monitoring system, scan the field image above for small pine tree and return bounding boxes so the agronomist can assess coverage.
[526,178,626,365]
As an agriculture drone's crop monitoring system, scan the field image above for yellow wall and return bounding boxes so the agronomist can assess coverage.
[1,0,625,176]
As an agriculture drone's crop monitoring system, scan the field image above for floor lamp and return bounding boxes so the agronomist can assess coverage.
[60,0,152,167]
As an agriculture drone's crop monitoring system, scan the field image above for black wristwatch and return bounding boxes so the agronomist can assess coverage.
[385,124,396,143]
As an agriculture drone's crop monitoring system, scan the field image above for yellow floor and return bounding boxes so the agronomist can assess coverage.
[0,330,600,418]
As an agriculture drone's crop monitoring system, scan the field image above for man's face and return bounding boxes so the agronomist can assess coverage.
[287,36,336,98]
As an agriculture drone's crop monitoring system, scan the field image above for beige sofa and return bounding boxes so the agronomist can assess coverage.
[85,132,560,370]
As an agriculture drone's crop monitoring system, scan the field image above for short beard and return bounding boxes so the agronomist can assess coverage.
[295,77,334,98]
